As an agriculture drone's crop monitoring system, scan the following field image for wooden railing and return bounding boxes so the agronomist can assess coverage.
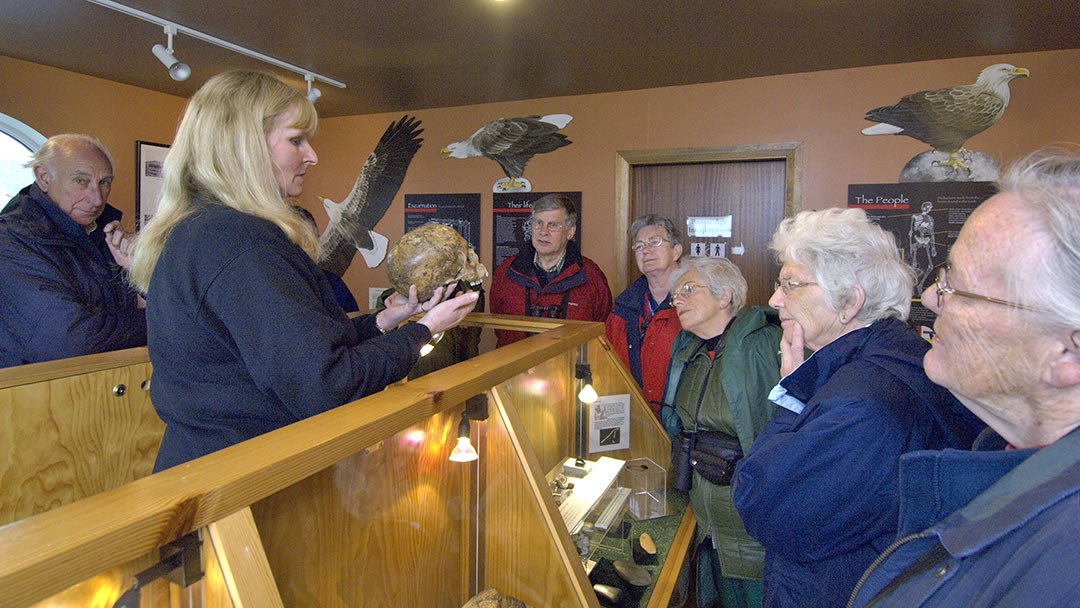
[0,314,688,608]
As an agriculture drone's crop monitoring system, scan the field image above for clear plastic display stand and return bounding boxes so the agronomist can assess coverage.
[620,458,666,520]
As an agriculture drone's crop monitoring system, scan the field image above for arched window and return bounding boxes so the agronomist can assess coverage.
[0,113,46,204]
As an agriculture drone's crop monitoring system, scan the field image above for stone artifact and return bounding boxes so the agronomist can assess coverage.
[632,532,657,565]
[387,223,487,301]
[461,587,530,608]
[613,559,652,588]
[593,583,625,607]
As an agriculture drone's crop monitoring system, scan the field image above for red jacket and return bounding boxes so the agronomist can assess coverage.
[490,241,612,347]
[605,275,681,411]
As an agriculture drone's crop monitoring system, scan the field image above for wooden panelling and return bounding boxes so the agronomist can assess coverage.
[250,407,467,608]
[646,506,696,608]
[495,349,575,474]
[0,320,603,608]
[0,348,150,389]
[0,361,161,525]
[484,389,600,608]
[24,553,168,608]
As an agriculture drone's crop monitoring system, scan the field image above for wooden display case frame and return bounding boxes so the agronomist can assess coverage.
[0,314,693,608]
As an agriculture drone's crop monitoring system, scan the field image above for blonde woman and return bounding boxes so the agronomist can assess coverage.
[131,71,477,471]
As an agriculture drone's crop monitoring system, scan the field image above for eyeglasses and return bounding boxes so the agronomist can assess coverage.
[672,282,708,299]
[774,278,817,295]
[529,219,567,233]
[631,236,673,252]
[935,264,1047,312]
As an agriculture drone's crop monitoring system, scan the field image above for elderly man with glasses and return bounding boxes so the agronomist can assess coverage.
[848,146,1080,608]
[490,193,612,346]
[605,215,685,412]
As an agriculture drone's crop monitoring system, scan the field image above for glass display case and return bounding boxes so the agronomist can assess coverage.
[0,314,693,608]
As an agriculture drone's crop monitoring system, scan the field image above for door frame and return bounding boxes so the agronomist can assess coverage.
[613,142,803,294]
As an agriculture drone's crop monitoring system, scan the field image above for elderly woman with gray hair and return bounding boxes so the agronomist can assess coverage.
[731,208,982,608]
[606,215,684,411]
[848,147,1080,607]
[659,255,782,608]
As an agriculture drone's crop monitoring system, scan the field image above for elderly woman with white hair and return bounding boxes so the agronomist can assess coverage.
[848,147,1080,607]
[731,208,982,608]
[659,256,782,608]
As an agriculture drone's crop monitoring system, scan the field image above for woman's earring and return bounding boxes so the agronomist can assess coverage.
[840,313,848,323]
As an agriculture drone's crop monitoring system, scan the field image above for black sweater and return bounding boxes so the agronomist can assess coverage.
[148,202,429,470]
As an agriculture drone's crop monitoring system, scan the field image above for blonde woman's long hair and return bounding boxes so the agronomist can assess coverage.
[129,70,319,291]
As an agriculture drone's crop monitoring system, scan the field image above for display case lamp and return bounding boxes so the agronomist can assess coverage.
[575,363,598,404]
[448,412,478,462]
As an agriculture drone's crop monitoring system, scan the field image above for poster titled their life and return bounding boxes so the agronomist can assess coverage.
[404,193,482,253]
[848,181,996,339]
[492,191,582,271]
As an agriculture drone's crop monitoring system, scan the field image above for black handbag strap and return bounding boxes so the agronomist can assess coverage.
[684,334,726,435]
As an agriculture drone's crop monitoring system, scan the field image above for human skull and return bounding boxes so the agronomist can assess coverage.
[387,223,488,301]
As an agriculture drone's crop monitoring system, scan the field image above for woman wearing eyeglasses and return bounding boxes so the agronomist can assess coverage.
[605,215,685,412]
[730,208,983,608]
[490,193,612,346]
[659,255,782,608]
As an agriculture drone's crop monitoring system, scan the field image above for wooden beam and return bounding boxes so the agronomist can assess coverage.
[206,507,284,608]
[647,505,696,608]
[0,320,604,608]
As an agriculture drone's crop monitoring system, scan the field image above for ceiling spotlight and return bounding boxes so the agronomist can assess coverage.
[152,24,190,81]
[305,74,322,104]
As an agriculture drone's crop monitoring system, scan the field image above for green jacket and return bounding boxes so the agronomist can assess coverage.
[663,306,781,580]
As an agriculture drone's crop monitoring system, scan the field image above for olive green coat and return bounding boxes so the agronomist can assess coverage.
[668,306,782,581]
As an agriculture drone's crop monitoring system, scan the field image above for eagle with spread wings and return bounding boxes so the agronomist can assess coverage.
[317,115,423,277]
[441,114,572,191]
[862,64,1029,172]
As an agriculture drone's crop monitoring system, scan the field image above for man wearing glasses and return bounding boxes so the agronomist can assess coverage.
[605,215,684,412]
[849,146,1080,607]
[491,193,612,346]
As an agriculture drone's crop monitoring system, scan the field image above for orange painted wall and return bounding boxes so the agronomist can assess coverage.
[311,49,1080,303]
[4,49,1078,304]
[0,55,188,222]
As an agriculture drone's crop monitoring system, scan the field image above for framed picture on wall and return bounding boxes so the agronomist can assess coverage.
[135,140,169,230]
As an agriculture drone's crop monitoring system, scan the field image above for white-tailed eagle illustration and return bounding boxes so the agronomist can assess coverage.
[862,64,1029,173]
[441,114,572,192]
[317,115,423,276]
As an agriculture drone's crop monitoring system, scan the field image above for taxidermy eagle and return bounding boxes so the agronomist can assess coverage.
[862,64,1029,171]
[441,114,573,191]
[317,115,423,277]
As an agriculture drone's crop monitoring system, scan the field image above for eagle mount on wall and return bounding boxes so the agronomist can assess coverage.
[317,115,423,276]
[441,114,573,193]
[861,64,1029,182]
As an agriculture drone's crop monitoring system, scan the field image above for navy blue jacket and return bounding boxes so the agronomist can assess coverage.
[148,202,430,471]
[732,318,983,608]
[848,428,1080,607]
[605,274,681,408]
[0,184,145,367]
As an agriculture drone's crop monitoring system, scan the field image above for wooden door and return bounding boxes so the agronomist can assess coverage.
[615,143,801,308]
